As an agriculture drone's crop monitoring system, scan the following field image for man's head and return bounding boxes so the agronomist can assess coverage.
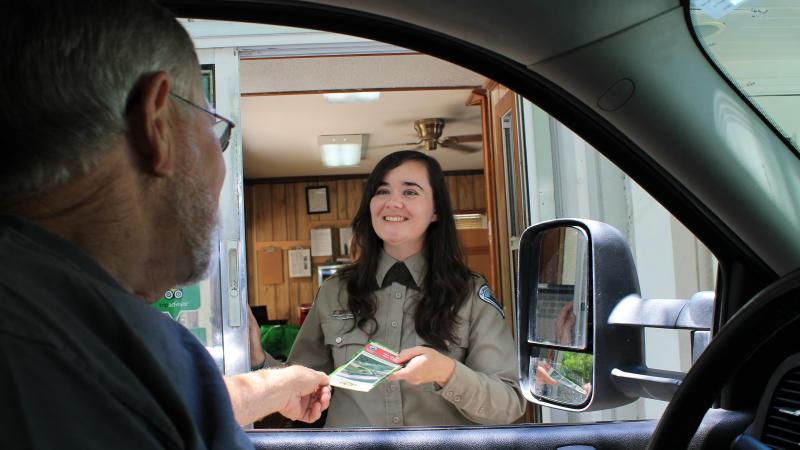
[2,0,227,296]
[2,0,200,197]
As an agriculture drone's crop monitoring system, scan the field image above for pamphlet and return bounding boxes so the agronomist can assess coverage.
[329,341,402,392]
[547,366,587,396]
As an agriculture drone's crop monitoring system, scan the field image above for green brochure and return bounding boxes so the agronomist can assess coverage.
[329,341,402,392]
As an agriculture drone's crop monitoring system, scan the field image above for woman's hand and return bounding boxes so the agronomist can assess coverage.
[247,307,267,368]
[387,346,456,386]
[556,302,576,345]
[535,361,558,386]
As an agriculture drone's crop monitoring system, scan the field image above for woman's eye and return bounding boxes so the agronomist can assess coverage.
[403,189,419,197]
[374,188,390,196]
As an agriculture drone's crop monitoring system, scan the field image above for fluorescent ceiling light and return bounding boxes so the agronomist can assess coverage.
[323,92,380,104]
[319,134,364,167]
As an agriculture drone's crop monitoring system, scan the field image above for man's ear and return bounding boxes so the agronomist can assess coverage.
[127,71,176,177]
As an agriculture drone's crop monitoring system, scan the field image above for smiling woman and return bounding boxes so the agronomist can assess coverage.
[285,150,525,427]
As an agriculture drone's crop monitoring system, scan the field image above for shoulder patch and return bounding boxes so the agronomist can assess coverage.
[478,284,505,319]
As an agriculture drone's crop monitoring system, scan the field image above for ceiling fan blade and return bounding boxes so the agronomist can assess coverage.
[441,134,482,145]
[440,142,482,153]
[369,141,421,149]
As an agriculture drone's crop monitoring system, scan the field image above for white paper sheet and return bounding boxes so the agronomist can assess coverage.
[310,228,333,256]
[288,248,311,278]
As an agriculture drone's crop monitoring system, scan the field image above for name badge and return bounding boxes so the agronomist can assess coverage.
[332,310,354,320]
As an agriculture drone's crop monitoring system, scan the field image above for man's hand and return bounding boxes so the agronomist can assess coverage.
[224,365,330,426]
[387,346,455,386]
[273,365,331,423]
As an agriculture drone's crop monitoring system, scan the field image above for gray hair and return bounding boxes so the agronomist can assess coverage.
[0,0,199,200]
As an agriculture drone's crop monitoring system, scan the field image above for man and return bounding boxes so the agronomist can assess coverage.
[0,1,329,448]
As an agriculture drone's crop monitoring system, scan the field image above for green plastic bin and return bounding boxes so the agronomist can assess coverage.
[260,324,300,361]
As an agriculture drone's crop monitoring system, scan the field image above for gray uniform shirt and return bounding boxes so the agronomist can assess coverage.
[288,250,526,427]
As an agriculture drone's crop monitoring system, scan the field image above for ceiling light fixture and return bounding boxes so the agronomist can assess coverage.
[318,134,365,167]
[323,92,381,104]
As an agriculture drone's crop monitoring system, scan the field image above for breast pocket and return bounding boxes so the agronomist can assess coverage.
[322,321,370,367]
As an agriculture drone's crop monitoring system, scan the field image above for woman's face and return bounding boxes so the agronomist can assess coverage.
[369,160,437,260]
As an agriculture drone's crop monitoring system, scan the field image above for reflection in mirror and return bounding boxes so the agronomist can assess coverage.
[529,226,589,349]
[532,348,592,406]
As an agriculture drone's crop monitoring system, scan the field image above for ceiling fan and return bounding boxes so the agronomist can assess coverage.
[377,118,482,152]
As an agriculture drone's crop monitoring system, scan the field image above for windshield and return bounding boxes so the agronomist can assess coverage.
[689,0,800,151]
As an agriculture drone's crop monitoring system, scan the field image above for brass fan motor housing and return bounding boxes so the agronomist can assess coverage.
[413,118,445,150]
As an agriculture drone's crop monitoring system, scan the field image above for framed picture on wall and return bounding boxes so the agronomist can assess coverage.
[306,186,330,214]
[200,64,215,107]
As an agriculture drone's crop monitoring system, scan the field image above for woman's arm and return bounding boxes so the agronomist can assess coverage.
[389,281,526,425]
[447,282,526,424]
[247,307,281,370]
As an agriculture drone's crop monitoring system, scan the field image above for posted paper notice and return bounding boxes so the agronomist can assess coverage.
[288,248,311,278]
[310,228,333,256]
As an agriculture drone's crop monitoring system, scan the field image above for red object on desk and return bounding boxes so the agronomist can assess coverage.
[299,304,312,326]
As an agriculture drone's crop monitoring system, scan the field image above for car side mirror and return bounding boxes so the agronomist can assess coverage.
[516,219,644,411]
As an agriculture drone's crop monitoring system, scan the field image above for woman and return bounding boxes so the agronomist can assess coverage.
[288,150,525,427]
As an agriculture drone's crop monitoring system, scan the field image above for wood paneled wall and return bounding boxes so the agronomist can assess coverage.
[245,172,485,325]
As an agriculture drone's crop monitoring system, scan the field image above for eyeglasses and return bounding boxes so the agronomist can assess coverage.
[169,92,236,152]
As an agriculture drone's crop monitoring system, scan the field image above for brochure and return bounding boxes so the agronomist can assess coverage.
[329,341,402,392]
[547,366,587,396]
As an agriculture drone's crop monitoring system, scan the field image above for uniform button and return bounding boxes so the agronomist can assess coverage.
[335,337,342,344]
[395,292,402,299]
[392,416,400,424]
[391,321,398,327]
[446,391,454,398]
[390,383,397,391]
[454,395,462,402]
[478,407,485,414]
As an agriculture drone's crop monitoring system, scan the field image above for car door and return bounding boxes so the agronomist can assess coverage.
[164,0,798,448]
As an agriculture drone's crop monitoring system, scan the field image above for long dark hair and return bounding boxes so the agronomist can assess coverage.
[338,150,471,351]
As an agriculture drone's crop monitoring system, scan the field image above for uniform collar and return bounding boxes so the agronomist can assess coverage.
[376,248,427,288]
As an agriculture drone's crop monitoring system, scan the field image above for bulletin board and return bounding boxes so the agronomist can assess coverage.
[258,248,284,285]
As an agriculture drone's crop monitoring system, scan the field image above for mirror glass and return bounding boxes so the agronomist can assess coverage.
[531,348,592,406]
[528,226,589,349]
